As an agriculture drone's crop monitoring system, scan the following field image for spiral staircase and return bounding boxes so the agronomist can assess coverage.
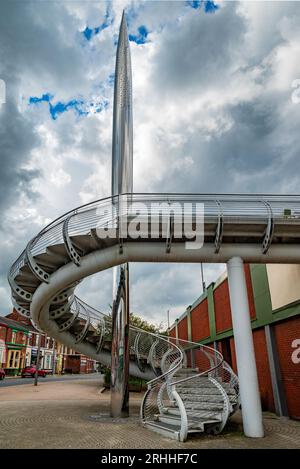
[8,193,300,440]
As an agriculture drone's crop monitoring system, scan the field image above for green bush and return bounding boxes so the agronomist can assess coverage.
[103,367,147,391]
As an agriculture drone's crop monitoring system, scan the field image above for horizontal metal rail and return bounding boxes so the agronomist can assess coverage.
[9,193,300,279]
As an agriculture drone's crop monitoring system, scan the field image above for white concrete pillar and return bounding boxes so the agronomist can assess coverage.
[227,257,264,438]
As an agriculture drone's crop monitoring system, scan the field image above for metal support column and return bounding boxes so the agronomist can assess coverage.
[227,256,264,437]
[265,324,289,417]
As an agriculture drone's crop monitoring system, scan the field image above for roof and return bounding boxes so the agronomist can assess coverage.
[0,316,30,332]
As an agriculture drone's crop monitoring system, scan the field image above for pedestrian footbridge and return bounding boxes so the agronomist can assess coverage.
[8,193,300,440]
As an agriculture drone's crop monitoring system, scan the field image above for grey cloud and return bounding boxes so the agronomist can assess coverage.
[0,95,41,214]
[150,2,246,94]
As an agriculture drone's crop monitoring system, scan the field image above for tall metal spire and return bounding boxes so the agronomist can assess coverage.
[110,11,132,419]
[111,10,133,197]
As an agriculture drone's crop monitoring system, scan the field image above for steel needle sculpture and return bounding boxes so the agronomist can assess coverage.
[110,11,133,418]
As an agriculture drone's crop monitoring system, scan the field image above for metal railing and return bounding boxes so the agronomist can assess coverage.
[9,193,300,281]
[58,295,239,439]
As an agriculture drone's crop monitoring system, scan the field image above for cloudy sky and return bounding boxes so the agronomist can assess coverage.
[1,1,300,327]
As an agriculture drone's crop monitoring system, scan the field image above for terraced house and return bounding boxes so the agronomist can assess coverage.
[169,264,300,420]
[3,310,97,376]
[0,317,29,374]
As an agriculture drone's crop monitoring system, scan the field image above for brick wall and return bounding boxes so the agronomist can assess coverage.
[214,265,255,334]
[214,279,232,333]
[191,299,210,341]
[0,325,6,341]
[253,328,275,412]
[222,329,274,412]
[6,329,12,343]
[6,309,31,326]
[177,317,188,341]
[274,316,300,419]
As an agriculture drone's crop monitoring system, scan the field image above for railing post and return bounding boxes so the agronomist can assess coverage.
[227,256,264,437]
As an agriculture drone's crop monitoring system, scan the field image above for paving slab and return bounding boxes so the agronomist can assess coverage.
[0,378,299,449]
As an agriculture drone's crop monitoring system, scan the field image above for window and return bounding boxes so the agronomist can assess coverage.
[7,350,21,369]
[0,347,4,365]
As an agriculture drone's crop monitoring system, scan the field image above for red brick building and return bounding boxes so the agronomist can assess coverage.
[2,310,96,375]
[0,317,29,375]
[169,264,300,420]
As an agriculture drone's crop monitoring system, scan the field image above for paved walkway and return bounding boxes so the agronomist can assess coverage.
[0,378,299,449]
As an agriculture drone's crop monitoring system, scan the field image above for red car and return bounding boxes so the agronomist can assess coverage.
[0,368,5,380]
[21,365,47,378]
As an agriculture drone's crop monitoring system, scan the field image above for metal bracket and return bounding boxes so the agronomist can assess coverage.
[59,306,80,332]
[26,242,50,283]
[52,287,75,305]
[90,228,106,249]
[63,216,81,266]
[208,376,231,433]
[96,317,106,353]
[149,339,161,375]
[11,297,31,318]
[8,275,32,302]
[262,201,274,254]
[117,195,124,254]
[166,211,173,253]
[214,200,224,254]
[49,299,73,320]
[134,332,147,372]
[75,313,91,344]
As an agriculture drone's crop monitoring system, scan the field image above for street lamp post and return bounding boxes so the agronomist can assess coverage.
[34,333,42,386]
[200,263,206,293]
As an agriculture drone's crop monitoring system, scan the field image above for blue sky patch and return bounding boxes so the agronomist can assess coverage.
[83,26,94,41]
[29,93,109,120]
[129,25,149,45]
[82,3,114,41]
[29,93,53,104]
[186,1,219,13]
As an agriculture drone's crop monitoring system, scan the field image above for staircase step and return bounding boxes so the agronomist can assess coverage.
[155,414,219,432]
[164,407,222,421]
[70,235,94,252]
[183,400,224,410]
[173,368,199,374]
[176,384,236,395]
[176,383,234,391]
[178,393,236,404]
[15,270,37,283]
[35,253,65,269]
[143,421,181,440]
[47,244,69,259]
[155,414,182,427]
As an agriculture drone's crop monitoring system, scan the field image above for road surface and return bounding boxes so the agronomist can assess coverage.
[0,373,102,388]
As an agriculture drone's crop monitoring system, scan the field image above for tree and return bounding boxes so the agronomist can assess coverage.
[129,312,165,334]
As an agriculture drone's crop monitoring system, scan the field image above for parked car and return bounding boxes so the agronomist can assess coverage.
[0,368,5,380]
[21,365,47,378]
